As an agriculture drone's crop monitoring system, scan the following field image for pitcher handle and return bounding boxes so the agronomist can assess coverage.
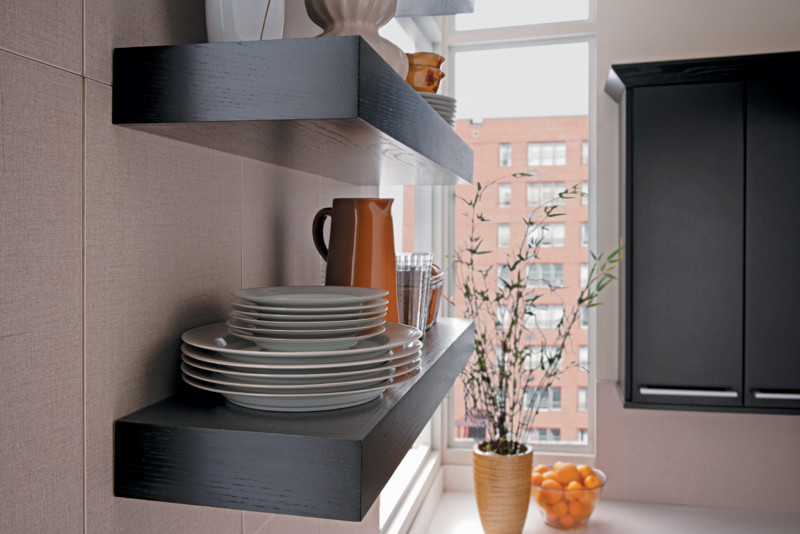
[312,207,333,261]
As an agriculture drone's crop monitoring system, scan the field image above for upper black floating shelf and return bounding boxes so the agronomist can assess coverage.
[396,0,474,17]
[114,318,474,522]
[113,36,473,186]
[605,50,800,102]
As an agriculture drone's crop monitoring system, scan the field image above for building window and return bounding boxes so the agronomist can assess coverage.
[579,346,588,368]
[578,387,588,412]
[580,264,588,287]
[497,264,510,289]
[581,140,589,165]
[524,345,563,371]
[496,305,510,329]
[498,183,511,207]
[527,142,566,166]
[581,181,589,206]
[526,263,564,288]
[580,306,588,329]
[524,387,562,412]
[497,224,510,248]
[526,223,565,247]
[527,182,566,206]
[528,428,561,443]
[499,143,512,167]
[525,305,564,330]
[577,429,588,444]
[581,222,589,247]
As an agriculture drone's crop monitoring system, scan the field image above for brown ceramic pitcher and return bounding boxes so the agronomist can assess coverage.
[312,198,399,323]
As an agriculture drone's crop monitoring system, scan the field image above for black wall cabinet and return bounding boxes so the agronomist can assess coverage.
[606,51,800,413]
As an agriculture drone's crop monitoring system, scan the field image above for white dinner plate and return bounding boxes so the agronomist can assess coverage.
[229,310,386,330]
[181,323,422,364]
[419,92,456,103]
[228,324,387,351]
[181,366,421,412]
[232,286,388,307]
[181,340,422,373]
[181,350,421,382]
[180,358,420,390]
[226,315,386,336]
[230,306,388,321]
[230,297,389,315]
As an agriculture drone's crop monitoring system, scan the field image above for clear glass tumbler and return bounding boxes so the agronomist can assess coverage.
[396,253,433,337]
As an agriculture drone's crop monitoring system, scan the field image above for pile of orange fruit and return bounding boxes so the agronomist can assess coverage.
[530,462,605,529]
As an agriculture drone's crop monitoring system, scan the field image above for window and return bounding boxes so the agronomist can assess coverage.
[496,305,511,329]
[581,140,589,165]
[526,263,564,288]
[527,223,565,247]
[579,346,588,368]
[448,5,594,456]
[497,264,510,289]
[527,142,567,166]
[498,183,511,207]
[527,428,561,443]
[580,306,588,329]
[581,181,589,206]
[499,143,512,166]
[525,305,564,330]
[524,345,563,371]
[578,387,588,412]
[497,224,510,247]
[524,387,561,412]
[581,222,589,247]
[527,182,566,206]
[577,429,588,444]
[580,264,588,287]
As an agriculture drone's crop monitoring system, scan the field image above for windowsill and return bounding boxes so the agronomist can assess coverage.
[415,491,800,534]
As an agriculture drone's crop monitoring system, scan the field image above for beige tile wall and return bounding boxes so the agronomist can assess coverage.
[1,1,378,533]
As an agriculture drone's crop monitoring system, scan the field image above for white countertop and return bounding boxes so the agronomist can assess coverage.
[421,491,799,534]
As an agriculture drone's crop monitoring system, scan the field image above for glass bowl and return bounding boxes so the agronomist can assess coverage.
[530,465,607,530]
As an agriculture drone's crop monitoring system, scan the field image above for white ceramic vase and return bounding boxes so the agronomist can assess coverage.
[205,0,285,42]
[304,0,408,78]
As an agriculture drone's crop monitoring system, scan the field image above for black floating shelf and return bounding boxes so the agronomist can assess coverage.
[396,0,475,17]
[114,318,474,521]
[112,36,473,186]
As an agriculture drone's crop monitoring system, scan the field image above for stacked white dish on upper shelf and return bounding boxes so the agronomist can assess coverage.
[418,92,457,126]
[180,286,423,412]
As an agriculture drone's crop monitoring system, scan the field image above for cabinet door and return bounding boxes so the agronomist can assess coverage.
[629,82,744,408]
[744,80,800,409]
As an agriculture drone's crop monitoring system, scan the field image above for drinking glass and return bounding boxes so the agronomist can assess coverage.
[396,253,433,337]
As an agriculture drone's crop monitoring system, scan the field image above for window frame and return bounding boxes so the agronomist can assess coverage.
[443,28,599,462]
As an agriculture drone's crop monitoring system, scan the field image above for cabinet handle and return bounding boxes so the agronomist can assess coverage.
[639,387,739,398]
[752,391,800,400]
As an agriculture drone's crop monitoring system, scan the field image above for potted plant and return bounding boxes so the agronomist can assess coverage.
[454,173,621,534]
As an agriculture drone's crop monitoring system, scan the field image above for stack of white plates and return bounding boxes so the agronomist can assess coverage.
[419,92,456,126]
[180,286,423,412]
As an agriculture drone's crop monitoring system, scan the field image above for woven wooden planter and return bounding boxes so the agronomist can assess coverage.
[473,442,533,534]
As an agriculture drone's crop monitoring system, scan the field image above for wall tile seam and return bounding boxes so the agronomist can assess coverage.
[0,45,82,78]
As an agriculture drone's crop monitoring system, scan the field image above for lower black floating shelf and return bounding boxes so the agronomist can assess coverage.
[114,318,474,521]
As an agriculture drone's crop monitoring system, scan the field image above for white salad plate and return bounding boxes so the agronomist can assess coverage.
[228,309,386,330]
[181,358,420,390]
[230,297,389,316]
[181,323,422,364]
[228,324,387,351]
[226,315,386,336]
[231,286,388,307]
[181,366,421,412]
[181,350,421,382]
[230,306,388,321]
